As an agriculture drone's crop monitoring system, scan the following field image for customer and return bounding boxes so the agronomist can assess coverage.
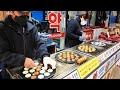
[0,11,56,79]
[65,15,86,48]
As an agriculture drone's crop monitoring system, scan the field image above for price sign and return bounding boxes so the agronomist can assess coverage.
[63,70,80,79]
[77,57,99,79]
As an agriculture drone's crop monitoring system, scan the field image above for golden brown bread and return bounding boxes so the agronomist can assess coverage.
[77,56,88,64]
[31,75,37,79]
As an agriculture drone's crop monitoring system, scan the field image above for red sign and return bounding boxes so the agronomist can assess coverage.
[51,32,65,39]
[48,12,62,32]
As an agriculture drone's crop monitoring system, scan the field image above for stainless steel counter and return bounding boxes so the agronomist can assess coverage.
[51,41,116,79]
[50,47,94,79]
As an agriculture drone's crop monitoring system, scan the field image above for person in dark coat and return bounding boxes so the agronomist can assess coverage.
[0,11,56,79]
[65,15,86,48]
[95,11,107,27]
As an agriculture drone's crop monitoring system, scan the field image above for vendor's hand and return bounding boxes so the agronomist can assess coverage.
[79,36,84,41]
[43,57,56,70]
[24,57,36,68]
[79,33,88,41]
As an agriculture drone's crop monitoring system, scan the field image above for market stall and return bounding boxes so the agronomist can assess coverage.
[51,26,120,79]
[52,26,120,79]
[6,40,120,79]
[51,41,120,79]
[2,11,120,79]
[6,26,120,79]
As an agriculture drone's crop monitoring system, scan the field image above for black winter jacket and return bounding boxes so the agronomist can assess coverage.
[0,15,50,69]
[65,16,83,48]
[95,11,107,26]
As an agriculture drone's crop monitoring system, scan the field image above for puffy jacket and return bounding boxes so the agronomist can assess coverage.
[65,16,83,48]
[0,15,50,69]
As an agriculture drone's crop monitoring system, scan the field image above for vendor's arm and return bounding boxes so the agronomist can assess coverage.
[66,20,82,40]
[0,32,26,68]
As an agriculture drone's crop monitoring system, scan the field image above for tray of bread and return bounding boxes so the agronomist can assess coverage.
[77,44,96,53]
[55,51,88,64]
[21,62,56,79]
[55,51,80,64]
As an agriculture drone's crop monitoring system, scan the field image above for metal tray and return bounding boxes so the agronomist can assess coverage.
[55,51,81,64]
[7,64,56,79]
[21,67,56,79]
[76,43,98,53]
[91,41,106,47]
[74,42,107,56]
[74,41,115,56]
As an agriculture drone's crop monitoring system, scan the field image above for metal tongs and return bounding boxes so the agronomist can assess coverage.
[6,68,23,79]
[107,30,110,38]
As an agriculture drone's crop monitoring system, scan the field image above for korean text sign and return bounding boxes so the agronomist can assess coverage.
[48,12,62,32]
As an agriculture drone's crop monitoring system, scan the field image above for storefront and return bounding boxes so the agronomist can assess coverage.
[31,11,66,53]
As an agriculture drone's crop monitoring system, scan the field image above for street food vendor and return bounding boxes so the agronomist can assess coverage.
[65,15,87,48]
[0,11,56,79]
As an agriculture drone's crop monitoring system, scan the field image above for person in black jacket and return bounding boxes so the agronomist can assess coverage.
[0,11,56,79]
[65,15,86,48]
[95,11,107,27]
